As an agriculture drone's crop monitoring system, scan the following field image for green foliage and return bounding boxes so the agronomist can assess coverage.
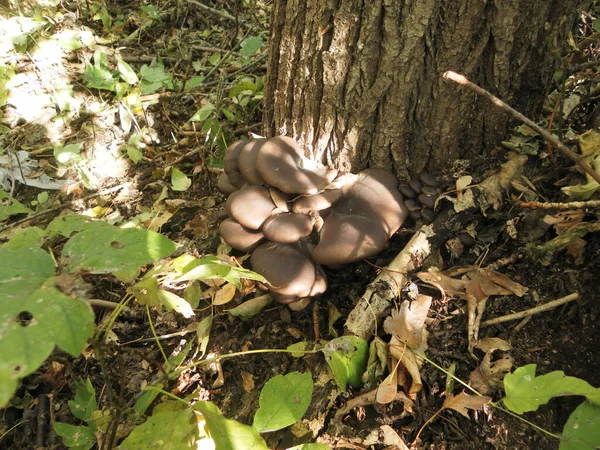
[502,365,600,450]
[0,271,95,407]
[0,190,33,221]
[170,167,192,191]
[240,36,264,57]
[61,227,177,274]
[503,364,600,414]
[195,400,268,450]
[561,401,600,450]
[119,402,200,450]
[253,372,313,433]
[0,216,181,407]
[139,59,178,94]
[54,379,98,450]
[176,254,267,290]
[322,336,369,390]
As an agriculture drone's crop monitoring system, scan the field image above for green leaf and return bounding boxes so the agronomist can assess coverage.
[229,81,258,98]
[287,342,308,358]
[0,190,33,221]
[117,56,139,85]
[228,295,273,320]
[190,103,216,122]
[253,372,313,433]
[176,255,266,290]
[157,290,194,318]
[46,214,112,238]
[184,76,204,90]
[171,167,192,191]
[37,191,49,204]
[560,401,600,450]
[83,51,117,92]
[69,379,97,421]
[0,277,95,408]
[209,53,220,66]
[131,277,161,307]
[62,226,177,274]
[194,401,268,450]
[322,336,369,390]
[54,422,96,450]
[3,227,45,250]
[126,145,143,163]
[54,143,83,165]
[503,365,600,414]
[0,246,55,298]
[119,408,198,449]
[195,316,212,358]
[133,383,163,416]
[240,36,264,57]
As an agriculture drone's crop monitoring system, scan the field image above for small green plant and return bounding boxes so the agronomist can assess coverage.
[55,371,321,450]
[502,364,600,450]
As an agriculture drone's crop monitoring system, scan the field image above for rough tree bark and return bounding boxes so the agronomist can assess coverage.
[263,0,577,178]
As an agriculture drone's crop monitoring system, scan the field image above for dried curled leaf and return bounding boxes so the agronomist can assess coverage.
[442,392,491,418]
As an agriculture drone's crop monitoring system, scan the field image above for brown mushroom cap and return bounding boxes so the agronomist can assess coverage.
[343,169,408,237]
[311,213,388,265]
[256,136,338,194]
[217,171,237,195]
[226,185,276,230]
[269,188,291,212]
[224,140,246,189]
[261,213,313,243]
[251,241,327,298]
[311,169,408,265]
[238,138,267,185]
[219,218,265,252]
[292,188,343,214]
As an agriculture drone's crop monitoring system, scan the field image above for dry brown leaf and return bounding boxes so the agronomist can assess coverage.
[379,425,410,449]
[473,337,514,393]
[240,371,255,393]
[376,371,398,404]
[469,367,492,396]
[543,210,585,234]
[475,268,527,297]
[417,269,468,300]
[213,283,237,305]
[566,237,586,264]
[144,211,174,232]
[383,295,432,350]
[442,392,491,418]
[476,337,512,353]
[388,336,423,395]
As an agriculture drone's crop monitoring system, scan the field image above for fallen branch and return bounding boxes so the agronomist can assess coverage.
[345,207,468,340]
[481,293,579,327]
[443,71,600,186]
[346,154,526,340]
[515,198,600,211]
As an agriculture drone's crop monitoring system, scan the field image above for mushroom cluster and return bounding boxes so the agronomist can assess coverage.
[217,136,436,308]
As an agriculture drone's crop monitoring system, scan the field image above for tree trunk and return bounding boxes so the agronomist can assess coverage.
[263,0,577,178]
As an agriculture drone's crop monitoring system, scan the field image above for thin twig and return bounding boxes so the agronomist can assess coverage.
[481,293,579,327]
[0,183,131,233]
[186,0,236,22]
[202,52,267,87]
[443,71,600,185]
[201,27,256,84]
[515,198,600,210]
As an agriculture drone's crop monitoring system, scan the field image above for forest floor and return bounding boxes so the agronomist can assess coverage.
[1,1,599,450]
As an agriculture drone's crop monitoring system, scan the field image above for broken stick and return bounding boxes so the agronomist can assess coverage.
[443,71,600,186]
